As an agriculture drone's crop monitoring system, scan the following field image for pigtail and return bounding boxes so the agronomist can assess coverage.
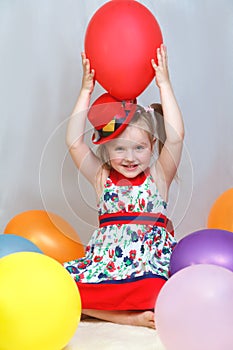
[150,103,166,155]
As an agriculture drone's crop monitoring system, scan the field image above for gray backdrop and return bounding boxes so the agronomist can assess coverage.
[1,0,232,244]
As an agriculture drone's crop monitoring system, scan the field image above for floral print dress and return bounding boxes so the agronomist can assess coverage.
[64,168,176,310]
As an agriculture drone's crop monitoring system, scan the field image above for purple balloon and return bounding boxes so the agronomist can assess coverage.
[169,229,233,276]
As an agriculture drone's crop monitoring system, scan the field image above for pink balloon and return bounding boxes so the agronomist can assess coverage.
[155,264,233,350]
[85,0,163,100]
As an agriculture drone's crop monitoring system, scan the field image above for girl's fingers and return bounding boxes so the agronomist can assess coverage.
[152,44,170,84]
[82,57,91,76]
[90,68,95,78]
[157,44,168,69]
[151,58,156,67]
[85,58,90,70]
[151,58,158,71]
[161,44,167,54]
[81,52,86,65]
[157,47,162,63]
[81,52,90,71]
[160,44,168,66]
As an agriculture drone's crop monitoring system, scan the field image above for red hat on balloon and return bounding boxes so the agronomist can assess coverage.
[88,93,137,144]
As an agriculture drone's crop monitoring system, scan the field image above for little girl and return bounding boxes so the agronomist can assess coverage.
[64,44,184,329]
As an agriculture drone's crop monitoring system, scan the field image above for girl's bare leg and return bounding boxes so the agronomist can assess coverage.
[82,309,155,329]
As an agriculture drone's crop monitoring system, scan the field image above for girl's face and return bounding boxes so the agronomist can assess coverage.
[106,124,155,178]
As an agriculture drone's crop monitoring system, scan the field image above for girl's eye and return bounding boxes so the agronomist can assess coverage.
[136,145,144,150]
[115,147,124,151]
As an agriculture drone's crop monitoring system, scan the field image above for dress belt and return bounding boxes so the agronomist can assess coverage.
[99,212,174,236]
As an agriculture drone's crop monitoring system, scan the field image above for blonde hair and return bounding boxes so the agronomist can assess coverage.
[96,103,166,168]
[150,103,166,155]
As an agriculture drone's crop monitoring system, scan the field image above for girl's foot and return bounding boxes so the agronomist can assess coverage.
[130,310,155,329]
[82,309,155,329]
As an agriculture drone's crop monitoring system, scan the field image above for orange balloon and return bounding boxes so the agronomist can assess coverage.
[4,210,85,264]
[208,188,233,232]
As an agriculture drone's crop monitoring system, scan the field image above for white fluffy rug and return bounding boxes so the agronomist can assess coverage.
[65,318,166,350]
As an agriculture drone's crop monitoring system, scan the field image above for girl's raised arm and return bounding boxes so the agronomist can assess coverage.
[151,44,185,193]
[66,53,101,186]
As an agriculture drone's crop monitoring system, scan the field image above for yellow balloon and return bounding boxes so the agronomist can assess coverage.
[0,252,81,350]
[208,188,233,232]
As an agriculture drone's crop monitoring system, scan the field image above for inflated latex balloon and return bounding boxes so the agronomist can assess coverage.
[0,233,43,258]
[208,188,233,232]
[169,228,233,276]
[4,210,85,263]
[85,0,163,100]
[0,252,81,350]
[155,264,233,350]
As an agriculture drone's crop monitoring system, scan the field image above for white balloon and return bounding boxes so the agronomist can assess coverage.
[155,264,233,350]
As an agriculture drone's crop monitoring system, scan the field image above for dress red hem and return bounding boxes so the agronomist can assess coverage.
[76,276,166,310]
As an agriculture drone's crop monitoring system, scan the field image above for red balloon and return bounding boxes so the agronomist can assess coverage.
[85,0,163,100]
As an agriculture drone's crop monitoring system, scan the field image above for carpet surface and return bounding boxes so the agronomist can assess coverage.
[65,318,166,350]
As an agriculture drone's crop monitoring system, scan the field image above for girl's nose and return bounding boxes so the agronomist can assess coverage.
[125,149,135,162]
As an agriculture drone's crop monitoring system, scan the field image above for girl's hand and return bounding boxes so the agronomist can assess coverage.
[151,44,170,88]
[81,52,95,94]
